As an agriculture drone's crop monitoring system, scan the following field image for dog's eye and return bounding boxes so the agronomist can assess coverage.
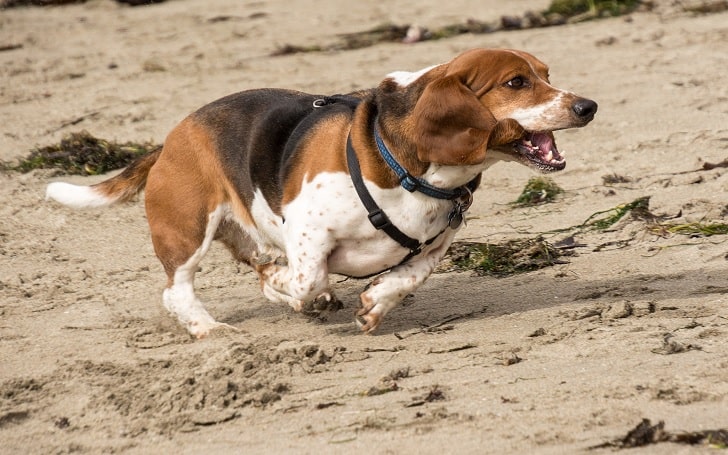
[506,76,527,88]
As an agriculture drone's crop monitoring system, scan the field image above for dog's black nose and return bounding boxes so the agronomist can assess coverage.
[572,98,598,121]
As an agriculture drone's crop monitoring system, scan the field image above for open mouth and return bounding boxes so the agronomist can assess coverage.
[512,131,565,172]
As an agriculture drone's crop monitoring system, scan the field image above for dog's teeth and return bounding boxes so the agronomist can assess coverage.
[545,150,553,162]
[525,140,533,147]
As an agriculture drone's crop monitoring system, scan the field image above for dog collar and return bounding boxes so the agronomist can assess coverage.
[373,126,465,200]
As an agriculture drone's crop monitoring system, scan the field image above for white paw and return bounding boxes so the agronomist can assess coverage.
[186,318,240,339]
[261,282,305,311]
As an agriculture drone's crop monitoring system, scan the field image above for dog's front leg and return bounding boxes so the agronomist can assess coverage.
[257,231,333,312]
[356,230,456,333]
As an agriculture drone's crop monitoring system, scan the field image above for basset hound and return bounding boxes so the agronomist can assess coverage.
[46,48,597,338]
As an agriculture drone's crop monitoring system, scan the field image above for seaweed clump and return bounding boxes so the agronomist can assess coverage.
[3,131,159,176]
[591,418,728,449]
[443,238,565,277]
[513,176,564,207]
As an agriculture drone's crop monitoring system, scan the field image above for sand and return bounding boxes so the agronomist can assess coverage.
[1,0,727,453]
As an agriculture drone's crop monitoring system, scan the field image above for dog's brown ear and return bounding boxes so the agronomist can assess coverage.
[413,75,496,165]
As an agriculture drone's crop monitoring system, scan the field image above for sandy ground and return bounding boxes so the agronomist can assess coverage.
[1,0,728,453]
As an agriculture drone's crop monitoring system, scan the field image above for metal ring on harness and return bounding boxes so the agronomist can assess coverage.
[312,98,327,108]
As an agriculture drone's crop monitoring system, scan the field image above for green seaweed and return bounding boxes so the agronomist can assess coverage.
[581,196,652,230]
[513,176,564,206]
[270,0,646,56]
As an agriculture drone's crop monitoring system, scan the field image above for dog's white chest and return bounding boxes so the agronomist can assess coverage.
[253,171,453,277]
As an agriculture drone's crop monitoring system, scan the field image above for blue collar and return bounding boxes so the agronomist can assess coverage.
[373,126,464,200]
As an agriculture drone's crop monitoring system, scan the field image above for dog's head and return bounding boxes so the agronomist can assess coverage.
[408,48,597,171]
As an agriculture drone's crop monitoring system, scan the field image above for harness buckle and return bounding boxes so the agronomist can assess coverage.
[400,174,419,192]
[368,209,392,230]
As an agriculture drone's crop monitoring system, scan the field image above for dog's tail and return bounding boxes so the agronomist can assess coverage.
[46,146,162,209]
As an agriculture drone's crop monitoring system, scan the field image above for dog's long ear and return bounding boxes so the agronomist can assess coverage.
[413,75,496,165]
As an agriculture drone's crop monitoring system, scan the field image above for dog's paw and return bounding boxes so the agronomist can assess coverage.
[355,291,382,333]
[260,282,306,311]
[355,307,382,334]
[187,320,241,339]
[302,292,344,316]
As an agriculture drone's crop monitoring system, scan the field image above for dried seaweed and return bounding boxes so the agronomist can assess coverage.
[339,24,411,50]
[681,0,728,14]
[0,44,23,52]
[591,418,728,449]
[270,44,323,57]
[271,0,648,56]
[601,173,632,184]
[648,221,728,237]
[701,157,728,170]
[545,0,641,17]
[1,0,87,6]
[1,0,165,7]
[3,131,159,176]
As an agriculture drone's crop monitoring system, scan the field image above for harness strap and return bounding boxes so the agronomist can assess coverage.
[347,135,446,263]
[347,135,422,252]
[314,94,456,276]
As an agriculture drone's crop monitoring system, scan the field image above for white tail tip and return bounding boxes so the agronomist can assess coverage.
[46,182,113,209]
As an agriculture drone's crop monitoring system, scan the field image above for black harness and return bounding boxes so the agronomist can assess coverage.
[313,95,474,272]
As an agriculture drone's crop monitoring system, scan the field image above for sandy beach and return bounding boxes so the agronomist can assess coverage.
[1,0,727,452]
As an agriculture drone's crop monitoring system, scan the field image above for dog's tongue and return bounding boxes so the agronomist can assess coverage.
[531,132,555,152]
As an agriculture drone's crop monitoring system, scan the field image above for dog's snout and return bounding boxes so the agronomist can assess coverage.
[572,98,598,121]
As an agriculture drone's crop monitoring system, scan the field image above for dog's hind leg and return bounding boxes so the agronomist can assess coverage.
[144,125,241,338]
[150,200,238,338]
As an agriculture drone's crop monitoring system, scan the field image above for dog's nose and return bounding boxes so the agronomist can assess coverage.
[572,98,598,121]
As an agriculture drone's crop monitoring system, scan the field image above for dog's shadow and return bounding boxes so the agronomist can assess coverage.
[221,267,726,336]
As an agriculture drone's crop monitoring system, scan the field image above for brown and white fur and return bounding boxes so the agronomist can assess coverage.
[46,48,597,338]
